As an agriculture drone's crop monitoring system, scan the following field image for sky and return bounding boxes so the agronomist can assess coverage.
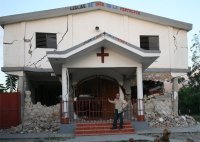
[0,0,200,85]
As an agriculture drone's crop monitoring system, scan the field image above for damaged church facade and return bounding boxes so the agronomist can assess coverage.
[0,2,192,123]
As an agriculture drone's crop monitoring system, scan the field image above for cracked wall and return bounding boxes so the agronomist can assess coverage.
[3,11,189,73]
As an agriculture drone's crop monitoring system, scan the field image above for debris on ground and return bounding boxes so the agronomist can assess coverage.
[145,93,197,128]
[1,93,60,134]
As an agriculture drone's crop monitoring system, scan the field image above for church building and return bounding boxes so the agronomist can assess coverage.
[0,1,192,127]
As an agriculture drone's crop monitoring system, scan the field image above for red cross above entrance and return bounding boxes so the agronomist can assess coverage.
[96,47,109,63]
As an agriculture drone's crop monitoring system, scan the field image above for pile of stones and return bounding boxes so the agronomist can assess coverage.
[145,111,197,128]
[2,92,60,134]
[145,94,197,128]
[21,103,60,133]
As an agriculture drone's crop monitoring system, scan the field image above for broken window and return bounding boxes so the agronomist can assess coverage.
[140,35,159,50]
[36,32,57,49]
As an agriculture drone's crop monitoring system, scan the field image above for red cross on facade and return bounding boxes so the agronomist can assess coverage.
[96,47,109,63]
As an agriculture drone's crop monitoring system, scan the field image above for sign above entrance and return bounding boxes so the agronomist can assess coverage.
[97,47,109,63]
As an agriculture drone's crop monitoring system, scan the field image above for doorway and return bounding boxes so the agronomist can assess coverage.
[75,75,119,120]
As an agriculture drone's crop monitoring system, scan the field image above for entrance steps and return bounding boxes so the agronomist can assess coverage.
[75,121,135,136]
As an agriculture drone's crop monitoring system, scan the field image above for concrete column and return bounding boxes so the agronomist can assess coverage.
[61,67,69,123]
[18,75,24,123]
[172,77,179,115]
[136,67,144,121]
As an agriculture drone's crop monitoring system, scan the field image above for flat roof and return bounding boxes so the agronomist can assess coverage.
[0,1,192,31]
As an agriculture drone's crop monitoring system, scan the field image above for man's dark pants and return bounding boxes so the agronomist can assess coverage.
[112,109,123,128]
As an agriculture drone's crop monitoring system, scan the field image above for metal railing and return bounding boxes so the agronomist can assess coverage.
[60,99,144,123]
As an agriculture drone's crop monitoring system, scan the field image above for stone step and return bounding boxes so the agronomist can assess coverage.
[76,121,131,127]
[75,121,134,136]
[76,124,132,131]
[75,128,135,136]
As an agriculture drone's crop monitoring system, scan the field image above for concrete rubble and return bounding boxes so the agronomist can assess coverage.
[145,93,197,128]
[0,90,198,134]
[1,93,60,134]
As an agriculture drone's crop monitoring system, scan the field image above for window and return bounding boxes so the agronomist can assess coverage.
[36,32,57,49]
[140,36,159,50]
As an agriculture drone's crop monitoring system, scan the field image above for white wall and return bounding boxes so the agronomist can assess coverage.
[3,10,189,71]
[128,17,171,68]
[3,22,25,67]
[24,16,73,68]
[72,10,125,45]
[170,28,188,69]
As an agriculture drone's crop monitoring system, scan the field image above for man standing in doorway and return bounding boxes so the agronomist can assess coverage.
[108,93,128,129]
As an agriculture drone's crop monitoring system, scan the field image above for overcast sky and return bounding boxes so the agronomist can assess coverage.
[0,0,200,85]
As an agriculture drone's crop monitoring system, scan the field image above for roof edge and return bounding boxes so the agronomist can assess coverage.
[0,1,192,31]
[1,67,53,73]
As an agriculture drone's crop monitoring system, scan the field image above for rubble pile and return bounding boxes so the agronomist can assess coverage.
[4,93,60,134]
[145,94,197,128]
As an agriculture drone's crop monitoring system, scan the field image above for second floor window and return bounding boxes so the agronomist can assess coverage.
[36,32,57,49]
[140,35,159,50]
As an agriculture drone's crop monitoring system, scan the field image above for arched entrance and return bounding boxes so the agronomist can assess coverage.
[75,75,119,120]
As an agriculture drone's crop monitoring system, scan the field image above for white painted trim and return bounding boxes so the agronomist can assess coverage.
[47,36,104,59]
[105,36,160,57]
[47,32,160,59]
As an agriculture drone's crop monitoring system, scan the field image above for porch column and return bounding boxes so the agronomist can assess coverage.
[61,67,69,123]
[136,66,144,121]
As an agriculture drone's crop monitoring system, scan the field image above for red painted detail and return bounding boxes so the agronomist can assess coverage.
[137,115,145,121]
[96,2,104,7]
[61,117,69,124]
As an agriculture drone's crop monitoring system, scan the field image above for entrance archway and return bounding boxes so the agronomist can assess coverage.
[75,75,119,120]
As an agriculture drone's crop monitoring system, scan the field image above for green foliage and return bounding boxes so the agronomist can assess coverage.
[5,75,18,92]
[188,31,200,87]
[179,31,200,115]
[179,87,200,114]
[0,84,6,93]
